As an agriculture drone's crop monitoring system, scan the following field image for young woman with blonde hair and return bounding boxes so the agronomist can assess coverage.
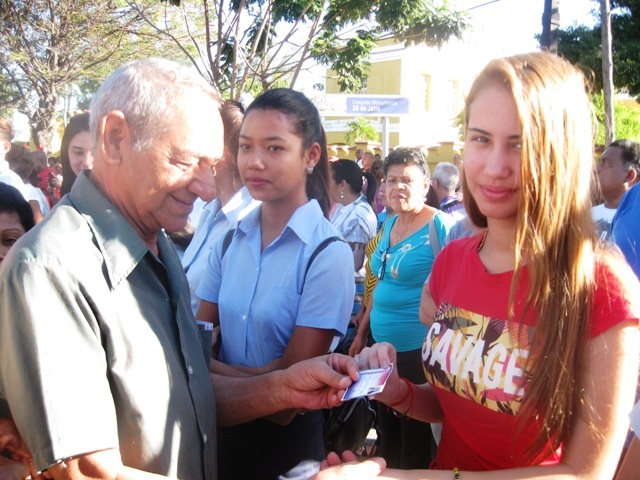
[320,52,640,479]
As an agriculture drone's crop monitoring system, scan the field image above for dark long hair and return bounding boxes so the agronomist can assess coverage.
[60,112,90,196]
[330,159,377,209]
[245,89,331,217]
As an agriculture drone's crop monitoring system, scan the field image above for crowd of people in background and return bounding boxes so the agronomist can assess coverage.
[0,50,639,480]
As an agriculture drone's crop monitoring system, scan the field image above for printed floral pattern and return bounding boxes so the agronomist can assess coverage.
[423,302,533,416]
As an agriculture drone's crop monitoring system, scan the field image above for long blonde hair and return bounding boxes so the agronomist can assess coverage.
[463,52,597,460]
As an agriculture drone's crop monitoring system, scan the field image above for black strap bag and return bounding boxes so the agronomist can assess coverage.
[324,395,377,455]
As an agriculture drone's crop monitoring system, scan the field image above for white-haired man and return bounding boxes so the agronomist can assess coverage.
[0,58,359,480]
[431,162,465,220]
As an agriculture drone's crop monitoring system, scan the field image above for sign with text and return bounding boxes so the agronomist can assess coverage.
[346,96,409,115]
[315,94,410,116]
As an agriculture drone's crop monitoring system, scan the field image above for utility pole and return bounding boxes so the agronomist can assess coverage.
[601,0,615,144]
[541,0,559,53]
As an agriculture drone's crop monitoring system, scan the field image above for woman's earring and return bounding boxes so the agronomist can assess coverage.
[340,191,344,199]
[307,167,314,175]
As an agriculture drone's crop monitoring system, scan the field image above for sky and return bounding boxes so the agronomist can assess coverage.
[456,0,599,53]
[13,0,603,142]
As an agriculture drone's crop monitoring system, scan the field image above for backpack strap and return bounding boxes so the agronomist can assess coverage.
[221,228,236,259]
[301,236,345,292]
[429,215,441,257]
[221,230,344,292]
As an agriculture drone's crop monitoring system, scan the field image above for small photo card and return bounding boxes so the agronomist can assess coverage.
[341,364,394,401]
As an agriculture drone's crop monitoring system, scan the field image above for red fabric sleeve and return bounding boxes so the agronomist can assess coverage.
[590,256,640,337]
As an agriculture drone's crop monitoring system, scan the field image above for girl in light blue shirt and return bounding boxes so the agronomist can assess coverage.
[196,89,353,480]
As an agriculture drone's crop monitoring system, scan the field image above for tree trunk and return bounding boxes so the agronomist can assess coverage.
[601,0,615,145]
[30,89,58,153]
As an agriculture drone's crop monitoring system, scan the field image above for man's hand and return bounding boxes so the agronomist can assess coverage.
[282,354,359,411]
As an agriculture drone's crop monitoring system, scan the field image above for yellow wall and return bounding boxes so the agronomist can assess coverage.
[325,58,402,147]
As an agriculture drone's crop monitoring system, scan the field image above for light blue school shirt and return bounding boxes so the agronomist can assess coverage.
[369,212,454,352]
[182,187,259,315]
[196,199,354,368]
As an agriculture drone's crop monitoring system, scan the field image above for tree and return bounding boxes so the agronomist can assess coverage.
[0,0,175,150]
[556,0,640,100]
[140,0,469,98]
[344,117,378,145]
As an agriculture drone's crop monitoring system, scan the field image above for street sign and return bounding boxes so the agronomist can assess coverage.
[346,96,409,115]
[314,94,410,117]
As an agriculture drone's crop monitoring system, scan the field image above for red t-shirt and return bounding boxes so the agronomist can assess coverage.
[425,233,640,470]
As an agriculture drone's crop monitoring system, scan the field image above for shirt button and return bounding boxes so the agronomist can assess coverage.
[241,315,247,320]
[203,433,208,443]
[188,365,194,375]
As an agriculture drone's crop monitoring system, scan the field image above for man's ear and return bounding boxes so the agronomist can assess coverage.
[98,111,128,165]
[0,140,11,157]
[626,168,639,186]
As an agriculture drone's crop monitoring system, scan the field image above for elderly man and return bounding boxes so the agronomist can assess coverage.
[431,162,465,220]
[0,58,359,480]
[361,151,375,172]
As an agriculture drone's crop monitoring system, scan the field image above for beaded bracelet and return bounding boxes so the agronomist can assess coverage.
[453,467,461,479]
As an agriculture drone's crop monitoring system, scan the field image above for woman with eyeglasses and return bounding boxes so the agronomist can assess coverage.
[349,147,454,469]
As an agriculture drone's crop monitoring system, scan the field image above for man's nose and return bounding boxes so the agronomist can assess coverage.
[189,162,217,202]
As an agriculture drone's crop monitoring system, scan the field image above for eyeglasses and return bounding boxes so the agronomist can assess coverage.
[376,248,389,280]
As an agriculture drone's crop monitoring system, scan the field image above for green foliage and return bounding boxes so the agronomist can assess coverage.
[591,92,640,144]
[557,0,640,100]
[314,0,469,92]
[0,0,180,148]
[162,0,468,96]
[313,30,376,92]
[452,108,465,141]
[344,117,379,145]
[75,79,103,111]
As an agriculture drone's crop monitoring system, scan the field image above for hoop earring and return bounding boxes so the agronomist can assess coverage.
[307,167,314,175]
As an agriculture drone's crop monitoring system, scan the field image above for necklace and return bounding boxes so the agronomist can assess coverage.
[392,210,421,246]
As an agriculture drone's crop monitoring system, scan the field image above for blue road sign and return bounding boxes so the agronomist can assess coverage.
[346,96,409,115]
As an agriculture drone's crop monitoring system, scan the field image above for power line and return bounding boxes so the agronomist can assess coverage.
[467,0,502,11]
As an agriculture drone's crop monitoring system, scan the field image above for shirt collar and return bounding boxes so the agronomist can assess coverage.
[0,159,9,172]
[238,198,323,246]
[67,171,150,289]
[223,186,251,215]
[285,199,324,244]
